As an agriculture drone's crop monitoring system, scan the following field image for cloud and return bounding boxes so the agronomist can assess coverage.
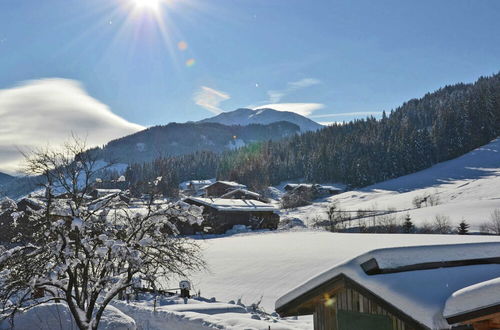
[254,103,325,116]
[309,111,382,119]
[194,86,230,114]
[267,78,321,103]
[0,78,144,173]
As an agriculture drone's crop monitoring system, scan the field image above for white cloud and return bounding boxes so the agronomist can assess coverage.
[254,103,325,116]
[0,78,144,173]
[267,78,321,103]
[194,86,230,114]
[309,111,382,119]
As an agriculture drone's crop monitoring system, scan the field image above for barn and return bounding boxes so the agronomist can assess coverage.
[276,242,500,330]
[183,197,279,234]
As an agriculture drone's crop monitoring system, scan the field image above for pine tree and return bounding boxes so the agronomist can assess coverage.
[457,219,470,235]
[403,214,414,233]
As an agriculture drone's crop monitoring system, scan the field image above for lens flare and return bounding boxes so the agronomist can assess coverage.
[186,58,196,67]
[178,41,188,51]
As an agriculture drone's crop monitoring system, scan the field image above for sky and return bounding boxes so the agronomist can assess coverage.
[0,0,499,172]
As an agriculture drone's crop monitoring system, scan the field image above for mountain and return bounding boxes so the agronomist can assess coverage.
[93,121,301,165]
[0,172,14,186]
[198,108,323,132]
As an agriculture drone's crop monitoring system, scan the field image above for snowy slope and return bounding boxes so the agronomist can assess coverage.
[199,108,323,132]
[170,231,500,314]
[282,138,500,231]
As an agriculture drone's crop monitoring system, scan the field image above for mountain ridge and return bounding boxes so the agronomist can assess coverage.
[198,108,323,132]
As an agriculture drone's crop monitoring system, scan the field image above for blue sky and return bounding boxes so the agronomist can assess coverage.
[1,0,500,125]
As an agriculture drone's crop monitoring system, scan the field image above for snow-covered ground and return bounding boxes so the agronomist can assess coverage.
[281,138,500,231]
[175,231,500,315]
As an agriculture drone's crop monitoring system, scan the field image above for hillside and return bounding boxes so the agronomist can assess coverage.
[0,172,14,186]
[93,121,300,165]
[282,138,500,232]
[199,108,323,132]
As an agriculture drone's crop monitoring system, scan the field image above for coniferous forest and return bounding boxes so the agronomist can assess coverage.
[127,72,500,194]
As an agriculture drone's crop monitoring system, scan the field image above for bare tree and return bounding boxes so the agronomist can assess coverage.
[485,209,500,235]
[0,138,205,330]
[432,215,452,234]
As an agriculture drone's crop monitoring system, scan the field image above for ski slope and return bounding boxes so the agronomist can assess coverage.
[282,138,500,231]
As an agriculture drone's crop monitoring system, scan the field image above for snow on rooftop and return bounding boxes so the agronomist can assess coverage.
[444,276,500,319]
[221,188,261,198]
[205,181,247,189]
[276,241,500,329]
[186,197,276,212]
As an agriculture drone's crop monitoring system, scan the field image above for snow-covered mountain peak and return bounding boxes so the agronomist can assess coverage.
[199,107,323,132]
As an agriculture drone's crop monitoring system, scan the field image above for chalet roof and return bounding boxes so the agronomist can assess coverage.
[276,242,500,329]
[284,183,342,191]
[203,181,247,189]
[185,197,276,212]
[444,276,500,323]
[220,188,262,199]
[94,189,122,194]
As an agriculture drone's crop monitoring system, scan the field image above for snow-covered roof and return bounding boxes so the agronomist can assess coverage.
[94,189,122,194]
[284,183,342,190]
[185,197,276,212]
[204,181,247,189]
[444,276,500,321]
[276,241,500,329]
[220,188,262,198]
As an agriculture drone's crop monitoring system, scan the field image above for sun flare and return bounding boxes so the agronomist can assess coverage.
[131,0,163,11]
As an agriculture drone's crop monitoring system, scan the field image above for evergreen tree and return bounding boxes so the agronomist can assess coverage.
[457,219,470,235]
[403,214,414,233]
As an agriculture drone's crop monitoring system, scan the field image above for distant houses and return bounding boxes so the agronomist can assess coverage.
[179,179,215,196]
[276,242,500,330]
[284,183,343,197]
[183,197,279,234]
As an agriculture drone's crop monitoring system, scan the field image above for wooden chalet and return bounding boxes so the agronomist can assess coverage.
[284,184,343,197]
[444,277,500,330]
[203,181,247,198]
[179,179,215,196]
[276,242,500,330]
[183,197,279,234]
[220,188,268,203]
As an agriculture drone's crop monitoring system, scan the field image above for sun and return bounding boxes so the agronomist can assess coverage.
[131,0,163,11]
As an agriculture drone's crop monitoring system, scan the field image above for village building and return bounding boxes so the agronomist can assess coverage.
[284,183,343,197]
[179,179,215,196]
[444,277,500,329]
[203,181,247,198]
[183,197,279,234]
[220,188,268,203]
[89,188,123,199]
[276,242,500,330]
[94,176,129,191]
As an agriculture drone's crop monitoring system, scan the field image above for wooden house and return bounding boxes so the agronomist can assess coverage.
[276,242,500,330]
[284,184,343,197]
[183,197,279,234]
[220,188,268,203]
[203,181,247,198]
[444,277,500,330]
[179,179,215,196]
